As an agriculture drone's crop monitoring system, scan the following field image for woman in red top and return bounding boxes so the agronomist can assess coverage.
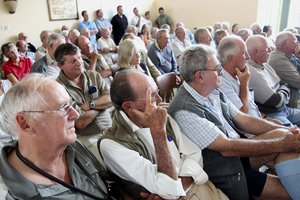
[1,42,32,84]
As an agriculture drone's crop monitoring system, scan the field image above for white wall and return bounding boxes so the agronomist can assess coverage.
[0,0,258,47]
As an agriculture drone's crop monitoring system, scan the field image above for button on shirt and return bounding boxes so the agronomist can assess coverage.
[219,68,261,118]
[100,111,209,199]
[174,82,240,150]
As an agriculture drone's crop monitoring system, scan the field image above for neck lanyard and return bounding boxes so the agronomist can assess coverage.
[15,143,109,200]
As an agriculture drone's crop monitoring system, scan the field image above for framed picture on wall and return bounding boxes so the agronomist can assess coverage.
[47,0,78,21]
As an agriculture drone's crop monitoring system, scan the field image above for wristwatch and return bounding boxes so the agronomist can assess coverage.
[89,101,96,110]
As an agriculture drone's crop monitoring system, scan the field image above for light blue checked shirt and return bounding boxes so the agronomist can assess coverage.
[173,82,240,150]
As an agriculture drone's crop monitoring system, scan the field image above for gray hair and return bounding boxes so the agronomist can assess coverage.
[110,69,137,110]
[180,44,217,83]
[156,29,168,41]
[246,35,266,57]
[217,35,243,64]
[118,39,138,67]
[40,30,50,41]
[194,27,209,44]
[0,74,51,136]
[47,33,65,49]
[275,31,294,49]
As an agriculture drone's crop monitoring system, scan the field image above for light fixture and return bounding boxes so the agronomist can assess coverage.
[3,0,18,14]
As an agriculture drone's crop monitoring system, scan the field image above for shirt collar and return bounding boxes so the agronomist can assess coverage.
[221,67,239,84]
[155,41,163,51]
[46,53,56,65]
[120,110,149,133]
[246,59,264,70]
[183,81,220,105]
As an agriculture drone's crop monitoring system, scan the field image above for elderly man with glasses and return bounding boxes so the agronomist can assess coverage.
[168,44,300,200]
[0,74,117,199]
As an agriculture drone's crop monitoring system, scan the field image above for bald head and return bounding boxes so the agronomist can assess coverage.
[217,35,244,64]
[275,31,297,55]
[110,69,158,111]
[246,35,270,64]
[77,35,91,55]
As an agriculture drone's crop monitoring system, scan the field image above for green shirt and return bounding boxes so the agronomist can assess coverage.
[57,70,112,136]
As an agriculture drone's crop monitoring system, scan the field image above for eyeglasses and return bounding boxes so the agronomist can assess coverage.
[22,101,76,116]
[199,64,222,73]
[133,89,160,103]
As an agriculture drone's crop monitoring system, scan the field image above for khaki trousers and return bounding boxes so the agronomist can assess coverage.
[184,181,229,200]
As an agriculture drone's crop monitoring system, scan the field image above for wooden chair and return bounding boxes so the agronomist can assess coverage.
[156,72,177,103]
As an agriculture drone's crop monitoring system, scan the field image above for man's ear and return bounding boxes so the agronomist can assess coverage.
[16,114,31,130]
[121,101,133,113]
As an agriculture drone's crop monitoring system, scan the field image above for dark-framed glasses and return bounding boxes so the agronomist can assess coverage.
[22,101,76,116]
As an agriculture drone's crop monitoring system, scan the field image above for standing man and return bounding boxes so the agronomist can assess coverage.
[111,5,128,45]
[78,10,98,51]
[154,7,174,33]
[94,9,112,39]
[268,31,300,108]
[168,44,300,200]
[54,43,112,160]
[131,7,145,33]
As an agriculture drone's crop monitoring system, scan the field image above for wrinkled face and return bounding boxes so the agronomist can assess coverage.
[129,74,162,113]
[81,28,90,38]
[157,32,170,49]
[176,28,185,41]
[26,81,79,147]
[256,39,271,64]
[18,40,27,53]
[129,48,141,66]
[18,33,28,42]
[79,37,91,55]
[48,40,65,58]
[60,52,84,79]
[201,55,222,91]
[201,30,212,46]
[285,34,298,54]
[232,41,249,70]
[240,32,250,42]
[102,29,110,38]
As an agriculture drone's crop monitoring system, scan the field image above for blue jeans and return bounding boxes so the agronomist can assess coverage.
[267,106,300,127]
[275,158,300,200]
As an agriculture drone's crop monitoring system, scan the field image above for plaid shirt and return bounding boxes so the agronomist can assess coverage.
[173,82,240,150]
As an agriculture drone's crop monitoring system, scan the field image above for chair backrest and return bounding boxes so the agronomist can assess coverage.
[157,72,177,103]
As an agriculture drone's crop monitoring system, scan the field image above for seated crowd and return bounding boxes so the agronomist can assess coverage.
[1,4,300,200]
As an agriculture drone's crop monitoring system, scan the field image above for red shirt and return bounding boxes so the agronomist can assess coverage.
[2,57,32,80]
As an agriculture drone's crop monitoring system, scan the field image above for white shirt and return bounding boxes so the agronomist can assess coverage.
[100,111,208,199]
[131,15,145,33]
[171,37,192,66]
